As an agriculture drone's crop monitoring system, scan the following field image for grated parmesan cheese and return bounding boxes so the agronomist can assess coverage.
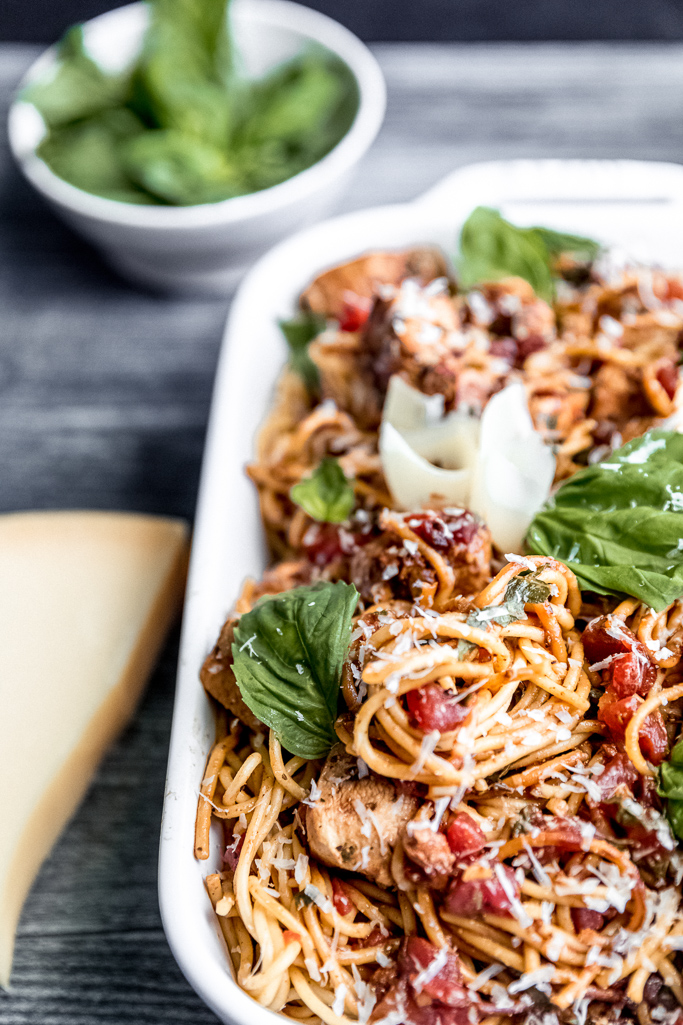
[302,779,322,807]
[507,964,555,994]
[467,962,503,991]
[294,853,309,886]
[352,964,377,1025]
[303,884,332,913]
[412,947,449,993]
[493,863,533,928]
[504,553,536,571]
[304,957,321,982]
[409,729,441,775]
[332,984,347,1016]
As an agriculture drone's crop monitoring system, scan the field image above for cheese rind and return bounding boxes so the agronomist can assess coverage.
[0,511,189,988]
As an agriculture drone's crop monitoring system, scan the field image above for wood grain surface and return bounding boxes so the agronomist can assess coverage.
[2,40,683,1024]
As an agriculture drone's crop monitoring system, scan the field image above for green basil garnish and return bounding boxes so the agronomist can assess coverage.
[232,581,358,759]
[503,570,553,611]
[527,430,683,612]
[279,312,326,393]
[658,738,683,841]
[456,570,551,657]
[24,0,358,206]
[533,226,601,262]
[457,206,599,302]
[23,25,130,130]
[290,458,355,524]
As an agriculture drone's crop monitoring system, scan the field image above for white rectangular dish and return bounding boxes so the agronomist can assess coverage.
[158,158,683,1024]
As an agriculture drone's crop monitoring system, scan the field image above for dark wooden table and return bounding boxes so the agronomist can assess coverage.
[2,40,683,1024]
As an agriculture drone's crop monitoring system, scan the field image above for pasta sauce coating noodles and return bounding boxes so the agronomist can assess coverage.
[196,236,683,1025]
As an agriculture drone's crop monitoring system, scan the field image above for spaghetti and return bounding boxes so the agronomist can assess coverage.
[196,239,683,1025]
[249,254,683,559]
[197,551,683,1025]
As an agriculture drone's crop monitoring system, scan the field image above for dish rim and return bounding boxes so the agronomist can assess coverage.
[158,157,683,1024]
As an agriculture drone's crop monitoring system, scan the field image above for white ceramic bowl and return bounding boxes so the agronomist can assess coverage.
[7,0,386,295]
[158,159,683,1023]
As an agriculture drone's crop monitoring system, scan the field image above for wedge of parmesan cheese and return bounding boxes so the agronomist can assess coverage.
[380,375,555,552]
[0,511,189,988]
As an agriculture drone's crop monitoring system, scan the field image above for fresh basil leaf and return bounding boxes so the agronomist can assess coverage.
[294,891,315,909]
[122,129,246,204]
[457,207,555,302]
[455,598,525,659]
[233,52,357,190]
[527,430,683,612]
[130,0,235,148]
[660,762,683,801]
[660,741,683,840]
[667,800,683,843]
[659,738,683,803]
[279,312,326,392]
[290,458,355,524]
[671,737,683,768]
[232,581,358,759]
[455,571,551,659]
[533,227,601,261]
[36,108,153,203]
[23,25,131,129]
[504,571,552,610]
[457,207,600,303]
[25,0,358,207]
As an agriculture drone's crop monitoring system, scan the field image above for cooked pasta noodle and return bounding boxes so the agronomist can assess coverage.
[195,240,683,1025]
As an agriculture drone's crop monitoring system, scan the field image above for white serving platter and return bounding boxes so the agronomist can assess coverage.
[158,158,683,1025]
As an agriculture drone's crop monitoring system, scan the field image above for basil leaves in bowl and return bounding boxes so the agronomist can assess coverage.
[8,0,386,294]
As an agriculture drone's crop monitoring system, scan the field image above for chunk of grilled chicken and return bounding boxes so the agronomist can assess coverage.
[200,618,262,730]
[306,748,421,887]
[301,247,451,321]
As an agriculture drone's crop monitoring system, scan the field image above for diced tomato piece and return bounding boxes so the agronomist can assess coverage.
[331,877,353,917]
[583,615,634,661]
[524,819,586,859]
[622,820,673,863]
[638,711,669,765]
[516,334,547,362]
[339,293,372,332]
[598,691,641,736]
[352,922,389,949]
[395,779,429,800]
[488,337,518,363]
[445,865,519,917]
[583,615,656,696]
[598,692,668,765]
[301,523,372,567]
[301,523,346,566]
[446,814,487,858]
[610,650,657,699]
[406,683,469,734]
[399,937,463,1004]
[405,509,479,550]
[571,907,605,932]
[638,775,661,809]
[657,360,679,400]
[594,753,639,804]
[657,275,683,302]
[445,510,481,546]
[224,831,245,870]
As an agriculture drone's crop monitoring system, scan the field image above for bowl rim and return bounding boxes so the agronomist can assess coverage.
[157,157,683,1023]
[7,0,386,229]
